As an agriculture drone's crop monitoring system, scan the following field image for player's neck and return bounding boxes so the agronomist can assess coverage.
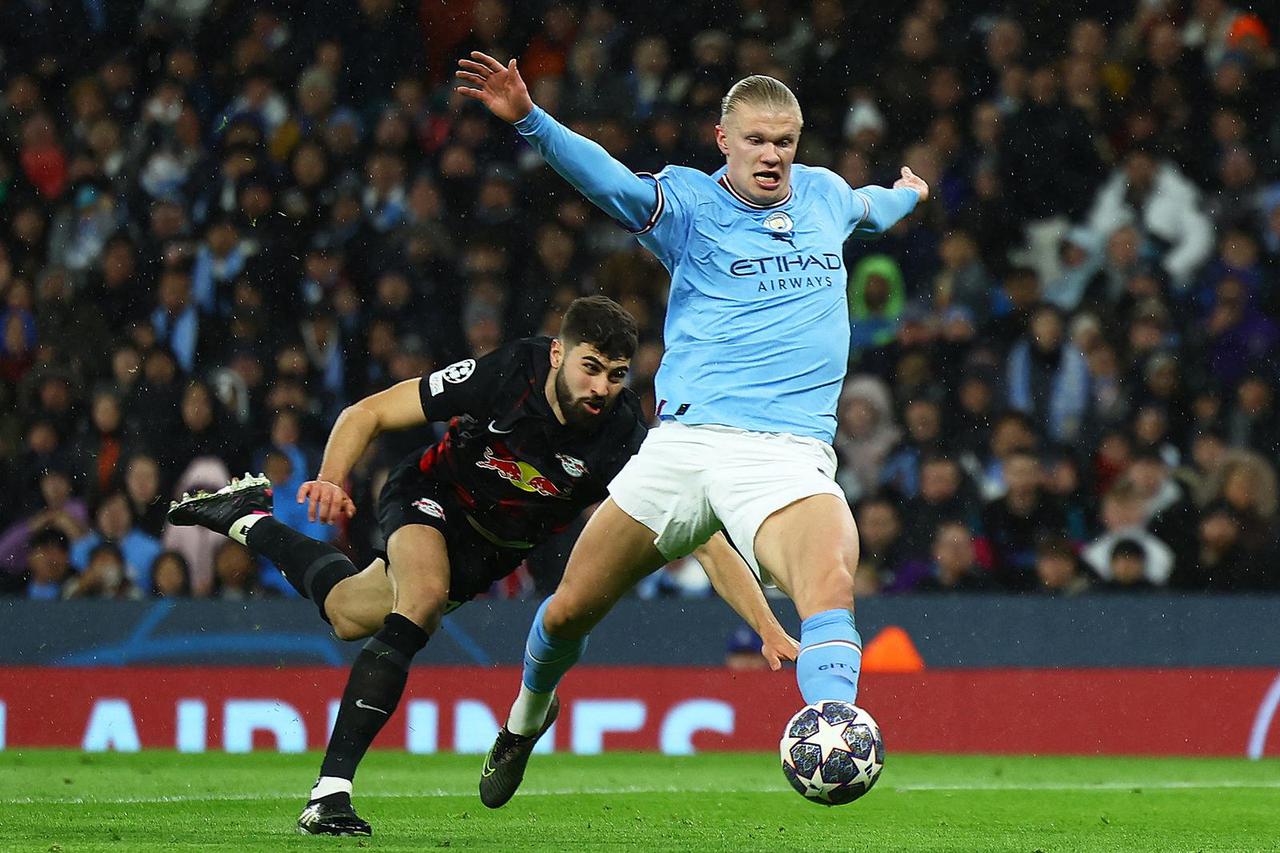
[719,173,791,208]
[544,372,568,426]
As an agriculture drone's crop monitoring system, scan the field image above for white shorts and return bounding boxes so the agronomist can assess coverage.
[608,421,842,583]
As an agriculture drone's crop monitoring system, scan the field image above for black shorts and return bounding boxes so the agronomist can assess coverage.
[375,453,529,607]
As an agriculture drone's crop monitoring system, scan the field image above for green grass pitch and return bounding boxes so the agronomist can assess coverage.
[1,751,1276,852]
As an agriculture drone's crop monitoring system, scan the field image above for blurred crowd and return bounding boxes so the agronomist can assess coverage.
[2,0,1279,601]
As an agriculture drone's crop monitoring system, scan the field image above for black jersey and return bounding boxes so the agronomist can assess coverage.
[414,337,648,546]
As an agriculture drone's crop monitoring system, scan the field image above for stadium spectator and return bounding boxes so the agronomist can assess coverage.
[1092,538,1158,593]
[833,375,900,503]
[150,550,193,598]
[1177,503,1256,590]
[70,492,163,592]
[70,388,129,504]
[914,521,994,593]
[123,453,168,538]
[1086,147,1215,292]
[980,451,1067,589]
[880,397,943,500]
[1006,304,1091,444]
[854,496,909,594]
[1034,536,1091,596]
[899,454,978,565]
[23,527,76,600]
[1042,449,1093,543]
[848,254,906,360]
[65,541,143,600]
[0,467,89,574]
[1081,478,1175,586]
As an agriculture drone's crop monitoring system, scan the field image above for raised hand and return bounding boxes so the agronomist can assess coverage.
[297,479,356,524]
[894,166,930,203]
[455,51,535,124]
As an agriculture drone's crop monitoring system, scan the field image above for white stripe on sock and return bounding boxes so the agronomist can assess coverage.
[798,639,863,656]
[310,776,353,800]
[228,512,268,545]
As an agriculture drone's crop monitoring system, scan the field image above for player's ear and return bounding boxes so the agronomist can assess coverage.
[549,338,564,369]
[715,125,729,156]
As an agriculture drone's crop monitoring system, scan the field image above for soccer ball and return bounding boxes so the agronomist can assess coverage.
[779,700,884,805]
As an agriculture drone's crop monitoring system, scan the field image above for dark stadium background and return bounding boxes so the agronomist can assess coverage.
[1,0,1279,758]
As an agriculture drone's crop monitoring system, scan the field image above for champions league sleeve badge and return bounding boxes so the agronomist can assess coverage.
[428,358,477,396]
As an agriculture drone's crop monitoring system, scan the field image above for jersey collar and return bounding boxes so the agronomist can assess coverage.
[716,172,793,210]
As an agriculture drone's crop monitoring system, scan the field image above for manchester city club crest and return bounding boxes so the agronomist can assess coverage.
[763,211,794,233]
[763,211,795,247]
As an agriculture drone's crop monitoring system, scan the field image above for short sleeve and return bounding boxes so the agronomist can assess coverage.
[635,166,695,266]
[418,348,514,421]
[819,168,868,235]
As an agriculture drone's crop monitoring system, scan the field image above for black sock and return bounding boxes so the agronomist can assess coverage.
[318,613,430,783]
[245,517,357,621]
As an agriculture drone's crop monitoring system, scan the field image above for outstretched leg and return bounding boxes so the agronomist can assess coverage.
[167,476,393,637]
[480,498,664,808]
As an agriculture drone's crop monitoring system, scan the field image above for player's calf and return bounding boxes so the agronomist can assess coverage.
[324,563,395,641]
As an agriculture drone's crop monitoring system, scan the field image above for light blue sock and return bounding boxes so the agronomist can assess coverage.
[796,609,863,704]
[521,596,588,693]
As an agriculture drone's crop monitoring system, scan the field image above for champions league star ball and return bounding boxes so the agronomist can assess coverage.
[780,701,884,805]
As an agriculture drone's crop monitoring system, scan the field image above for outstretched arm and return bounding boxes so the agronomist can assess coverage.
[456,51,657,232]
[299,378,427,524]
[851,166,929,236]
[693,533,799,671]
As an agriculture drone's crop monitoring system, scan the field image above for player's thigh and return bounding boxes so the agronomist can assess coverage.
[753,493,859,620]
[545,498,668,639]
[325,559,395,641]
[706,428,845,587]
[386,524,452,631]
[604,422,720,562]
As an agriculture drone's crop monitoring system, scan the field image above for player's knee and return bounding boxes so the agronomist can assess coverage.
[543,595,592,641]
[396,583,449,633]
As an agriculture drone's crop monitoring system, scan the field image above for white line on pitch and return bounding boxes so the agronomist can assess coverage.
[0,785,783,805]
[895,780,1280,792]
[6,779,1280,805]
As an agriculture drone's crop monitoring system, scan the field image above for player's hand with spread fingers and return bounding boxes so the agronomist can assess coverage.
[455,51,534,124]
[894,165,930,203]
[297,479,356,524]
[761,628,801,672]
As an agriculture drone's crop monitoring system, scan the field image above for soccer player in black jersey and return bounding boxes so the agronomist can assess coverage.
[169,296,797,836]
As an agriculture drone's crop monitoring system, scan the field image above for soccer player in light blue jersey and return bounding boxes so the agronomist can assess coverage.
[457,52,928,806]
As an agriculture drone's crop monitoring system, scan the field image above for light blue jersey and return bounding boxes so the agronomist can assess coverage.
[515,106,918,443]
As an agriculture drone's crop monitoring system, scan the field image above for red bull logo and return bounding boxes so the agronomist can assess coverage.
[476,447,563,497]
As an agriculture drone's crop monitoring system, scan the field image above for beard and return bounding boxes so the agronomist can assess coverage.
[555,366,609,426]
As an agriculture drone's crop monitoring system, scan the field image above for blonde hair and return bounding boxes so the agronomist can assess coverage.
[720,75,803,126]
